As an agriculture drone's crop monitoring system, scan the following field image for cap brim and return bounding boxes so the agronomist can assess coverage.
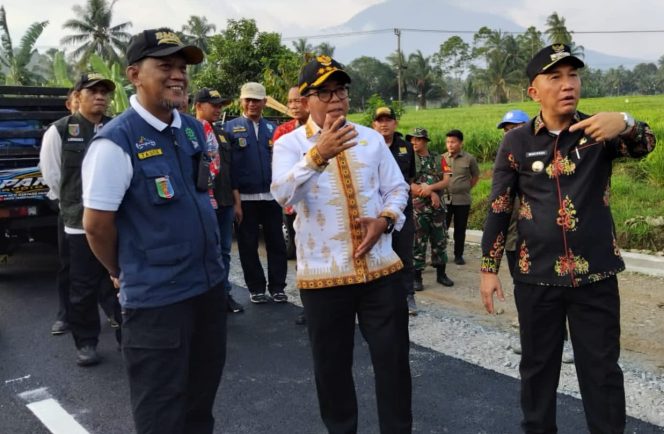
[147,44,204,65]
[406,134,429,141]
[84,79,116,91]
[373,114,396,121]
[239,93,266,100]
[197,97,232,105]
[541,56,584,74]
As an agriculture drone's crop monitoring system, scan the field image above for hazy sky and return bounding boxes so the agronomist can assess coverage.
[2,0,663,63]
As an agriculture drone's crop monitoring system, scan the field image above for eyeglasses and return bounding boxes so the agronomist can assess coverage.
[307,86,349,103]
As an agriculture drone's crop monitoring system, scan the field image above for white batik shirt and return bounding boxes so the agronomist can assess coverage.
[271,118,409,289]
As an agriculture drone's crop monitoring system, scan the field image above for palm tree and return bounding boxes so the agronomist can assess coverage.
[316,42,335,57]
[406,50,438,109]
[0,6,48,85]
[291,38,314,61]
[545,12,584,57]
[181,16,216,53]
[61,0,132,67]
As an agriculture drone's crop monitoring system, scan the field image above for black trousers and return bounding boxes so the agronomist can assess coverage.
[515,277,625,434]
[56,216,70,322]
[445,204,470,259]
[392,209,415,296]
[67,234,120,348]
[300,273,412,434]
[237,199,287,295]
[122,284,227,434]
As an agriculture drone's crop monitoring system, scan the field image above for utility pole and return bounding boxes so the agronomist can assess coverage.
[394,28,402,103]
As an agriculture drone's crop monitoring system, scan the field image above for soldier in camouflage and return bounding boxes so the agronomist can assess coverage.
[407,127,454,290]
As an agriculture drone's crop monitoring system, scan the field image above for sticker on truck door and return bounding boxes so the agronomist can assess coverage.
[0,168,49,201]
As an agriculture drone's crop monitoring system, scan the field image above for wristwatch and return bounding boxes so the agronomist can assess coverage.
[381,216,395,234]
[620,112,635,135]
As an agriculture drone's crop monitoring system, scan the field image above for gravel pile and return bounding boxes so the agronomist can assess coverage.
[228,252,664,428]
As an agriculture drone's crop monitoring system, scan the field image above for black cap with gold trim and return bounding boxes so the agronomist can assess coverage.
[127,28,204,65]
[373,106,397,120]
[73,72,116,92]
[298,55,351,96]
[526,43,584,83]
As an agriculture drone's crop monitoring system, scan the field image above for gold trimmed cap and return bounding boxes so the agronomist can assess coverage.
[298,55,351,96]
[526,44,584,83]
[127,28,204,65]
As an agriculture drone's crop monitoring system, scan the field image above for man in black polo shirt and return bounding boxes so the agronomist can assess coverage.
[480,44,656,434]
[372,106,417,315]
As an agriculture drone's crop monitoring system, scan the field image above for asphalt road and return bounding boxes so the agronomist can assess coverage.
[1,243,662,434]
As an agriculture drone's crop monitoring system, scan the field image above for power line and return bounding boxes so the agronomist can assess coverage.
[282,27,664,41]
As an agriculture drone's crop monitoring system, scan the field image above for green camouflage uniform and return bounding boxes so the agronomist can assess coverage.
[413,152,448,270]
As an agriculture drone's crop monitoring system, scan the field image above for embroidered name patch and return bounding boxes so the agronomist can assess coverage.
[525,150,547,158]
[138,148,163,159]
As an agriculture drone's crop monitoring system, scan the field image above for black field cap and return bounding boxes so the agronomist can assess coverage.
[194,88,231,105]
[298,55,351,95]
[527,43,584,83]
[373,106,397,120]
[405,127,430,142]
[127,28,204,65]
[74,72,116,91]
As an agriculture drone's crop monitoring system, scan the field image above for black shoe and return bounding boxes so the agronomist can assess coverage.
[436,265,454,287]
[295,313,306,325]
[227,295,244,313]
[272,292,288,303]
[413,270,424,292]
[51,320,70,335]
[454,256,466,265]
[107,317,120,329]
[249,293,269,304]
[76,346,100,367]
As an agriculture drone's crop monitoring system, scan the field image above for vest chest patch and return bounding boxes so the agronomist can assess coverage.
[155,176,174,199]
[68,124,80,136]
[138,148,164,160]
[135,136,157,150]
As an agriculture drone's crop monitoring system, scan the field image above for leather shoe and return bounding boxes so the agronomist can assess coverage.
[454,256,466,265]
[51,320,70,335]
[76,346,100,367]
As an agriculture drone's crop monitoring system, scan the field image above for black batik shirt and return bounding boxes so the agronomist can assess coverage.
[480,111,656,287]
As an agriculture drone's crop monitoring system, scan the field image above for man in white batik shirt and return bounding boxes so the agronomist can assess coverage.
[271,55,412,434]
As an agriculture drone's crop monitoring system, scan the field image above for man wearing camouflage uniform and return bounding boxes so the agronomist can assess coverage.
[408,127,454,290]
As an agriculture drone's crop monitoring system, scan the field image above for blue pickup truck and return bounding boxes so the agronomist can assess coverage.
[0,86,69,258]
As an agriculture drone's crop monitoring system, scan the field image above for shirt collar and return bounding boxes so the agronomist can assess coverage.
[304,116,322,139]
[533,111,581,135]
[130,94,181,131]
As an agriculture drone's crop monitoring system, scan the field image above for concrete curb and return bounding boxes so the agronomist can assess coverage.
[465,229,664,278]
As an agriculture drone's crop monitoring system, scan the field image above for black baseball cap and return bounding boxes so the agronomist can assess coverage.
[73,73,116,92]
[373,106,397,121]
[194,88,231,105]
[526,43,584,83]
[126,28,204,65]
[298,55,351,96]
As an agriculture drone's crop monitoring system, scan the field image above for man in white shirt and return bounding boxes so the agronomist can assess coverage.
[39,73,120,366]
[271,55,412,433]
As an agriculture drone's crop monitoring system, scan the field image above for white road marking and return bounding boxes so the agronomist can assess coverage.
[4,374,31,384]
[19,388,90,434]
[26,399,90,434]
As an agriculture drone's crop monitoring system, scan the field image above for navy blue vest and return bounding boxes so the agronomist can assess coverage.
[224,116,275,194]
[94,108,224,308]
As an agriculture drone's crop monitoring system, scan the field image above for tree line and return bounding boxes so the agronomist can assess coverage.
[1,1,663,114]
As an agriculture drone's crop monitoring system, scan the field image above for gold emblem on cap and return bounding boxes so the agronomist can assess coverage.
[209,90,221,98]
[532,161,544,173]
[155,31,182,46]
[87,72,105,80]
[552,44,565,53]
[317,55,332,66]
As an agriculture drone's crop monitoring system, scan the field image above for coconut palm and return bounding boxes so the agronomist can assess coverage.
[61,0,132,66]
[291,38,314,62]
[545,12,584,57]
[0,6,48,85]
[181,16,216,53]
[316,42,335,57]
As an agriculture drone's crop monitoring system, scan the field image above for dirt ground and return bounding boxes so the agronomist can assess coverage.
[415,243,664,375]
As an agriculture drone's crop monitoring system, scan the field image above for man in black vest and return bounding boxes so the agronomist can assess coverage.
[40,73,120,366]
